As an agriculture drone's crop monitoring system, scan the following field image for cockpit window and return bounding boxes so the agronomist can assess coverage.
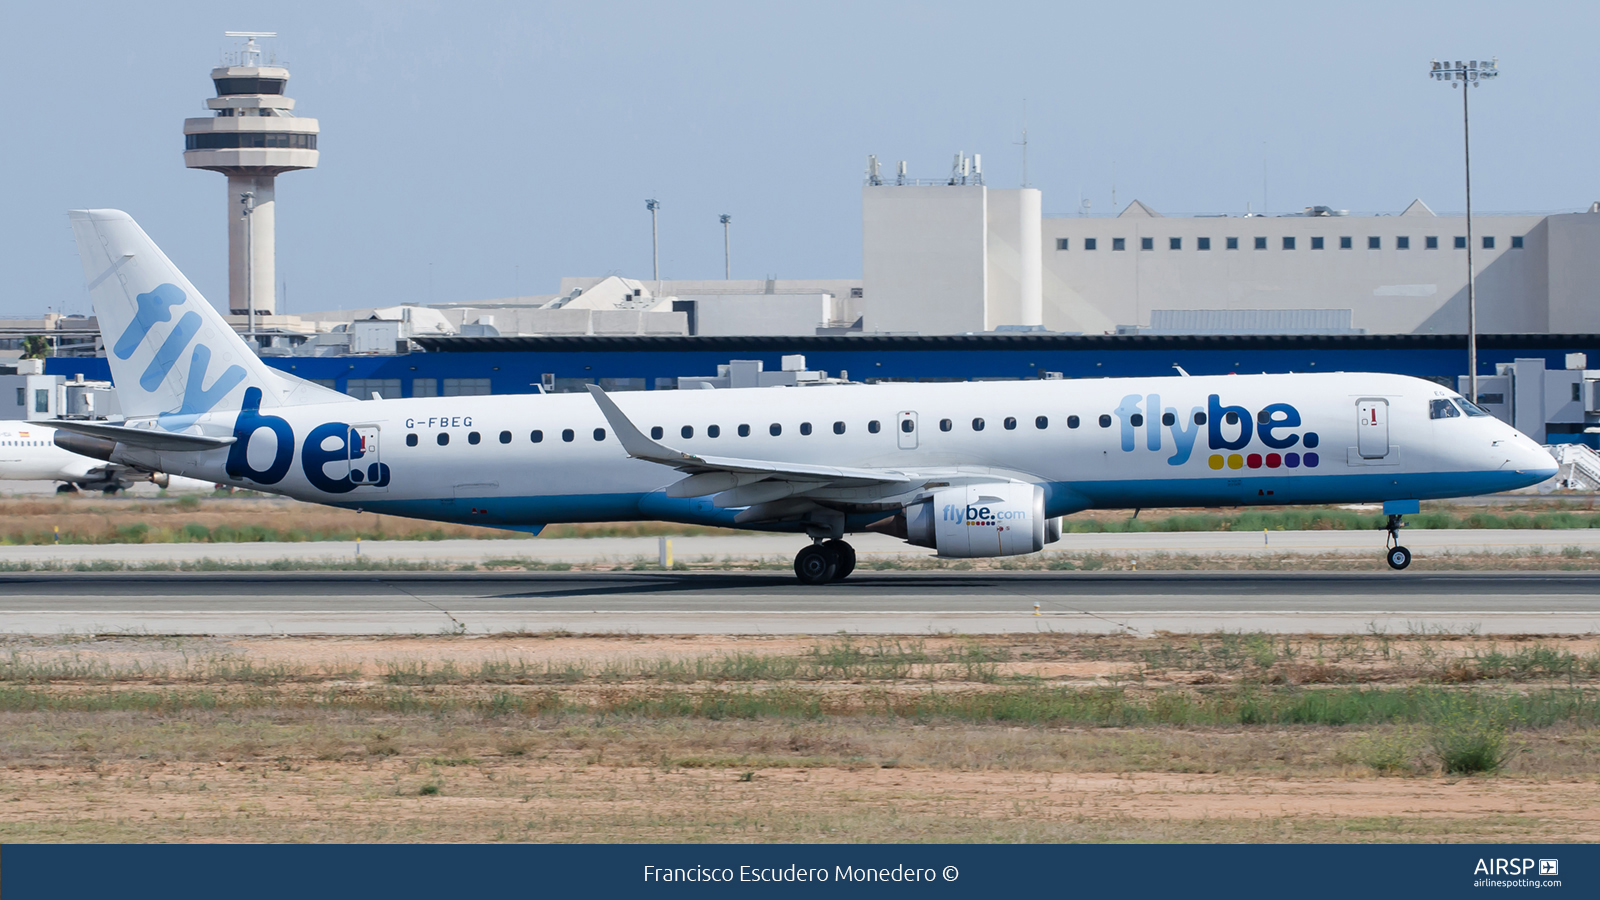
[1454,398,1491,417]
[1429,399,1461,419]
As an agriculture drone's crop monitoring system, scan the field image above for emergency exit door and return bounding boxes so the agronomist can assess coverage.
[897,411,918,450]
[1356,399,1389,459]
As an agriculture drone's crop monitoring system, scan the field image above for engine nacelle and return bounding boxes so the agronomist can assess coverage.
[902,482,1046,558]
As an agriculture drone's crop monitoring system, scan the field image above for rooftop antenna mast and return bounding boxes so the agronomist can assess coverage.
[1015,99,1029,188]
[223,31,276,66]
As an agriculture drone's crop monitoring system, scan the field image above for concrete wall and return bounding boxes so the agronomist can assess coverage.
[1546,213,1600,333]
[0,374,61,421]
[683,295,837,336]
[984,189,1043,328]
[1041,209,1554,335]
[863,185,988,333]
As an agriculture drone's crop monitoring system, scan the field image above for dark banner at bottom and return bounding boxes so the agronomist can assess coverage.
[3,844,1593,898]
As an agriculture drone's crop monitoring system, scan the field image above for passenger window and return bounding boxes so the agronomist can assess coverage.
[900,419,914,433]
[530,430,543,443]
[1162,412,1175,426]
[406,433,418,447]
[708,425,721,438]
[1257,410,1271,425]
[1429,399,1462,419]
[1098,415,1111,428]
[437,433,450,446]
[1194,412,1207,425]
[499,430,511,444]
[770,423,782,436]
[940,419,953,432]
[1129,414,1143,427]
[1067,415,1079,429]
[468,431,481,445]
[1035,416,1048,429]
[738,424,751,437]
[681,425,694,439]
[1003,417,1017,430]
[972,418,985,431]
[801,422,813,435]
[868,420,881,434]
[562,429,575,442]
[594,428,606,441]
[1225,411,1239,425]
[833,421,846,434]
[651,426,664,439]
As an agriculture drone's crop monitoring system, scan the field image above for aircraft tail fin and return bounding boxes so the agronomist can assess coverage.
[67,209,351,422]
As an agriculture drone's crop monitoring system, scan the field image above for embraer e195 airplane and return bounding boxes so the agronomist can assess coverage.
[54,210,1558,583]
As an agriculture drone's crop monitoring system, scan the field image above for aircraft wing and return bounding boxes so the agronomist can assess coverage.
[49,420,236,452]
[586,384,921,501]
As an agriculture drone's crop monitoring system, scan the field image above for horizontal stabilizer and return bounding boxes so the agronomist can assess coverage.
[50,420,236,452]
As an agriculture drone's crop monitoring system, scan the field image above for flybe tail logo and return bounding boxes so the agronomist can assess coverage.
[1114,393,1321,469]
[114,283,248,420]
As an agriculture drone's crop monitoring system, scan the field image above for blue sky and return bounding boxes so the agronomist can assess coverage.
[1,0,1594,317]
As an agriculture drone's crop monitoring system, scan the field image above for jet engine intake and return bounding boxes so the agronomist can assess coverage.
[889,482,1046,558]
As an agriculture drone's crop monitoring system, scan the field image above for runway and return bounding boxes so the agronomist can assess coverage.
[3,570,1598,635]
[5,528,1600,568]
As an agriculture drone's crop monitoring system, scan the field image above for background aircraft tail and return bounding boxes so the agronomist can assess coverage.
[68,209,350,423]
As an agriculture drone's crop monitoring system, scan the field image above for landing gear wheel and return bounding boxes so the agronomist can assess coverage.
[1382,513,1410,570]
[55,484,78,494]
[794,544,838,585]
[100,485,120,496]
[1386,546,1412,570]
[823,539,856,580]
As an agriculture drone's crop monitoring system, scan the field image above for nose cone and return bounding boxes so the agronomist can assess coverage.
[1509,434,1558,484]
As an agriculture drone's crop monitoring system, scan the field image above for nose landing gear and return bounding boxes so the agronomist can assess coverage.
[1384,514,1412,570]
[793,539,857,585]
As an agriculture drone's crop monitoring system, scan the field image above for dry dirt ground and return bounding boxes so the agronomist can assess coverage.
[0,632,1597,842]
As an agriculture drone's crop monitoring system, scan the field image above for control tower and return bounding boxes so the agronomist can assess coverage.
[182,32,318,319]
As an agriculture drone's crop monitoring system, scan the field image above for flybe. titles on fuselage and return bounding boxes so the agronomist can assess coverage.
[1114,394,1321,471]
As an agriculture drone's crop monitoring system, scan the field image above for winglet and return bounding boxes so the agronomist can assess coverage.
[585,384,699,463]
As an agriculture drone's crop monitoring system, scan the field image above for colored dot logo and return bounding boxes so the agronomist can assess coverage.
[1209,452,1319,469]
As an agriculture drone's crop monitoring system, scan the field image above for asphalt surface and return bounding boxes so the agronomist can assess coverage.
[6,529,1600,568]
[3,570,1598,635]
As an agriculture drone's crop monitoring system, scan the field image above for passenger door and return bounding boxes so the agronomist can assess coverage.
[1356,399,1389,459]
[897,411,918,450]
[349,425,387,491]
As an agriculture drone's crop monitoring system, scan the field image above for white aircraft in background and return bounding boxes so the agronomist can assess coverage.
[54,209,1557,582]
[0,421,213,493]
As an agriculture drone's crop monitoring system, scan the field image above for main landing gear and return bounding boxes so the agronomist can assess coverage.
[1384,514,1412,570]
[794,539,857,585]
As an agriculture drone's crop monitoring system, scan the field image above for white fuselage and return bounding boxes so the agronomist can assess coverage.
[116,371,1555,534]
[0,423,107,484]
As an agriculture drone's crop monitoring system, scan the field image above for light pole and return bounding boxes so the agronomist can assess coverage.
[240,191,256,341]
[645,199,661,282]
[720,214,731,280]
[1430,57,1498,402]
